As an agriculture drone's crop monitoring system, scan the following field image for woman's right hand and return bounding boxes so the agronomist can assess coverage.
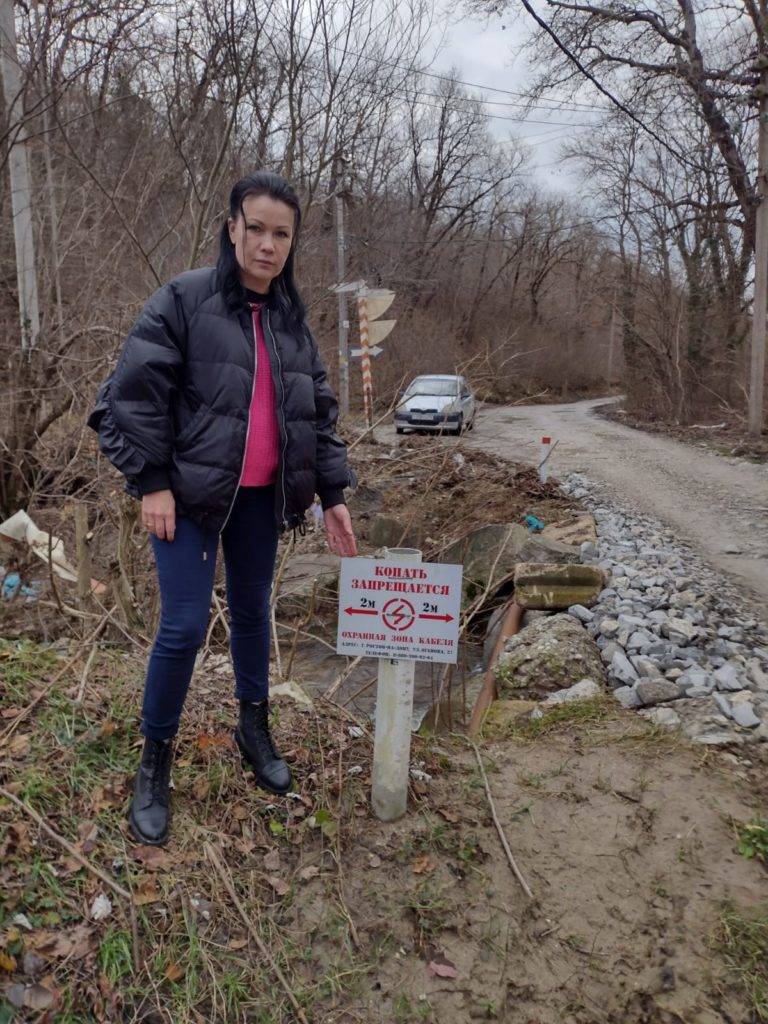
[141,489,176,541]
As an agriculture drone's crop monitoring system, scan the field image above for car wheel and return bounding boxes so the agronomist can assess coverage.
[396,427,404,434]
[453,415,464,436]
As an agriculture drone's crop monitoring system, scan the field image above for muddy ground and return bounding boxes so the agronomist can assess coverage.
[1,639,766,1023]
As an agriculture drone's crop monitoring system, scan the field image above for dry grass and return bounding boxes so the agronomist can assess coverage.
[0,637,473,1023]
[712,904,768,1019]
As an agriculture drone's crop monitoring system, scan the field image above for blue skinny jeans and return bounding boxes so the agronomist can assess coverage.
[141,484,278,740]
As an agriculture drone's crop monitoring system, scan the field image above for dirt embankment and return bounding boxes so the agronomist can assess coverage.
[600,403,768,465]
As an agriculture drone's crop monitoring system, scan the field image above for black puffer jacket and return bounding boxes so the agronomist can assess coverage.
[86,267,353,535]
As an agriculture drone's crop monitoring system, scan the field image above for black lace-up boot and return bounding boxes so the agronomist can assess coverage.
[129,737,173,845]
[235,699,292,795]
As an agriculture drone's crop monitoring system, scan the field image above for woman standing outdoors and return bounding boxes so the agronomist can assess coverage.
[87,171,357,846]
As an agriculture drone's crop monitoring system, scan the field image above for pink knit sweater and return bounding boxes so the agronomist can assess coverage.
[240,304,280,486]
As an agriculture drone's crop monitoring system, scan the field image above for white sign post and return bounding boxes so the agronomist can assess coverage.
[336,549,462,822]
[539,435,552,483]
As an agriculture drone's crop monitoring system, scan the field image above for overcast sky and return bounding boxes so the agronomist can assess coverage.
[432,3,602,195]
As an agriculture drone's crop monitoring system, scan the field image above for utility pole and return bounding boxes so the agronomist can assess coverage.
[606,281,618,388]
[0,0,40,355]
[335,188,349,418]
[749,60,768,437]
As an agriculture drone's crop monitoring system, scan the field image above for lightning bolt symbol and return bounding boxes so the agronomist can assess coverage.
[391,603,409,624]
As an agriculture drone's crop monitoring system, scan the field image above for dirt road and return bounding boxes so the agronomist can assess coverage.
[379,397,768,614]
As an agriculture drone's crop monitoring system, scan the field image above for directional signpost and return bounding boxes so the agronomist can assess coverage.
[337,549,463,821]
[359,288,396,430]
[330,280,396,430]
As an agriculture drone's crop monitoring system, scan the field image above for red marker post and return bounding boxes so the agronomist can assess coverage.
[539,435,552,484]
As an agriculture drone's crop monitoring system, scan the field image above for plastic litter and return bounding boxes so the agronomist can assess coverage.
[20,580,42,602]
[2,572,21,600]
[310,500,324,529]
[523,514,545,533]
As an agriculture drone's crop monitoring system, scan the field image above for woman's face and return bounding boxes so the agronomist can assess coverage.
[228,193,295,292]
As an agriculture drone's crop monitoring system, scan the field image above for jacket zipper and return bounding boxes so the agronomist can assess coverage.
[207,304,260,558]
[266,309,289,530]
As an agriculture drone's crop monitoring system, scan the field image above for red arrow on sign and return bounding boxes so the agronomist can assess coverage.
[419,613,454,622]
[345,607,378,616]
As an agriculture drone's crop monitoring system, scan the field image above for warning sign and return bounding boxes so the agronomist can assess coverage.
[336,557,463,664]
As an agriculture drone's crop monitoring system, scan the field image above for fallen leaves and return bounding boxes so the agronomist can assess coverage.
[427,958,458,979]
[61,821,99,875]
[411,854,436,875]
[195,732,232,751]
[164,962,184,982]
[0,641,470,1022]
[31,924,94,961]
[7,733,31,758]
[5,980,59,1010]
[0,950,17,972]
[0,822,31,858]
[437,807,460,824]
[131,845,170,872]
[89,782,125,813]
[262,848,281,872]
[77,821,99,851]
[132,877,161,906]
[266,875,290,896]
[192,777,211,800]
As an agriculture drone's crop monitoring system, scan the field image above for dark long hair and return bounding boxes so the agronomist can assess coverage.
[217,171,306,327]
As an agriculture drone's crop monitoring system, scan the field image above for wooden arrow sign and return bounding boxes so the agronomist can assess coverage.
[368,319,396,345]
[366,289,395,320]
[350,345,383,358]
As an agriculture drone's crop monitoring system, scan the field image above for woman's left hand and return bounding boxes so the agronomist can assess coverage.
[324,504,357,557]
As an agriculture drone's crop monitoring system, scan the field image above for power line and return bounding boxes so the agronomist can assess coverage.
[415,88,603,121]
[496,124,595,144]
[401,90,597,126]
[289,25,608,114]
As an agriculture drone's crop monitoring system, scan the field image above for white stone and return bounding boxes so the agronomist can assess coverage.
[640,707,681,729]
[610,649,639,685]
[613,685,641,709]
[540,678,602,707]
[568,604,594,623]
[732,704,761,729]
[714,662,747,692]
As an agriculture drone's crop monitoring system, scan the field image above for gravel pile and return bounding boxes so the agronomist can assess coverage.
[559,472,768,745]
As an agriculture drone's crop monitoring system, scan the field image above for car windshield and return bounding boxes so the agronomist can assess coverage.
[406,380,459,397]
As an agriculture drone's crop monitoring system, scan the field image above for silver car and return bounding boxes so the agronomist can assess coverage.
[394,374,477,435]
